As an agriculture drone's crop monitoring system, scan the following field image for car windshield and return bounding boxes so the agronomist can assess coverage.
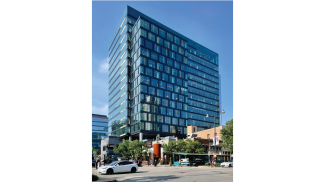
[107,161,119,166]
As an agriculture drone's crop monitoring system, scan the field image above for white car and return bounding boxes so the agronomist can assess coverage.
[220,162,233,167]
[97,161,138,175]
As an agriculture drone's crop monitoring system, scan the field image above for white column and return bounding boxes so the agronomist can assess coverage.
[139,133,143,141]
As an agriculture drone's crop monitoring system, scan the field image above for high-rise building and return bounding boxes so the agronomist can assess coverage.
[108,6,219,141]
[92,114,108,150]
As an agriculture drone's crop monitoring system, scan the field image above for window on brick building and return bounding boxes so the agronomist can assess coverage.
[207,134,210,139]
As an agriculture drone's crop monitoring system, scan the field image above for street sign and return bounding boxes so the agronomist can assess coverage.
[214,154,217,157]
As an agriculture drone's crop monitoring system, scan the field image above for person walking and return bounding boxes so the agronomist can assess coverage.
[147,160,149,166]
[95,158,98,169]
[98,156,101,167]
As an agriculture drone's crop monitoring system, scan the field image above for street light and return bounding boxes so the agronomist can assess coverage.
[206,107,225,163]
[220,109,225,126]
[206,114,217,161]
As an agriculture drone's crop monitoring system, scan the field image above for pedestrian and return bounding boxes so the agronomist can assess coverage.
[212,160,214,167]
[98,157,101,167]
[154,159,156,167]
[95,158,98,169]
[179,159,182,167]
[150,160,153,166]
[147,160,149,166]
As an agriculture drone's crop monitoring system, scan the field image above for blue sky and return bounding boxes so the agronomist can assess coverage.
[92,1,233,124]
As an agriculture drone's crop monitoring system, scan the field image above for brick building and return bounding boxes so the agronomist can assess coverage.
[187,125,231,161]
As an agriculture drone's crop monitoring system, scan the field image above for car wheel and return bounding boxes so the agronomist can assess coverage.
[107,169,113,175]
[131,167,136,173]
[229,164,232,167]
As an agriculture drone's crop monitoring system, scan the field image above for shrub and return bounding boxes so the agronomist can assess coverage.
[92,174,98,181]
[205,163,208,166]
[215,163,221,167]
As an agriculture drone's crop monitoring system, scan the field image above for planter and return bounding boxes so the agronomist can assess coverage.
[92,175,98,181]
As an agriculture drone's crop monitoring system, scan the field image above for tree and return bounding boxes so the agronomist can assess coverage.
[162,141,177,155]
[220,119,233,153]
[184,139,205,154]
[113,140,131,159]
[175,140,187,152]
[129,140,148,160]
[163,139,205,154]
[113,140,148,160]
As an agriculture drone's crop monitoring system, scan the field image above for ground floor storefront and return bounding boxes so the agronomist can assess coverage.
[172,152,231,166]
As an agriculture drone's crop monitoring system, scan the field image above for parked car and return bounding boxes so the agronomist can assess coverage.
[97,161,138,175]
[220,161,233,167]
[194,158,205,165]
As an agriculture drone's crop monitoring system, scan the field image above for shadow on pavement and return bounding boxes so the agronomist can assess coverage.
[117,175,180,182]
[100,171,149,176]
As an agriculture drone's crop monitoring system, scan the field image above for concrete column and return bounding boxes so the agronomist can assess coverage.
[129,136,132,141]
[139,132,143,141]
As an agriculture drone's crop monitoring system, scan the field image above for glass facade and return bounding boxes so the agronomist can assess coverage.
[108,6,220,139]
[92,114,108,150]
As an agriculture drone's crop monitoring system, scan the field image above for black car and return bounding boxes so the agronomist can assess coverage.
[194,159,206,166]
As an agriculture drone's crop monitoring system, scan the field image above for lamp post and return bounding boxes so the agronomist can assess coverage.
[206,114,217,155]
[220,109,225,126]
[206,108,225,162]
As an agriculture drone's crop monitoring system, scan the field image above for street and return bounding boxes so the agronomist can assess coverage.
[92,166,233,182]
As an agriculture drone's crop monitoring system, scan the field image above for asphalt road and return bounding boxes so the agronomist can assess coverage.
[92,166,233,182]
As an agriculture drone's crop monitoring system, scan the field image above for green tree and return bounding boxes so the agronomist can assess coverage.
[220,119,233,153]
[113,140,148,160]
[113,140,131,159]
[184,139,205,154]
[162,141,177,155]
[129,140,148,160]
[176,140,187,152]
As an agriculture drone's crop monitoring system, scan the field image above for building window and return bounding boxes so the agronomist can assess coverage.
[167,32,173,42]
[165,116,171,124]
[151,24,158,34]
[162,124,168,132]
[207,134,210,139]
[159,29,165,38]
[193,127,195,132]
